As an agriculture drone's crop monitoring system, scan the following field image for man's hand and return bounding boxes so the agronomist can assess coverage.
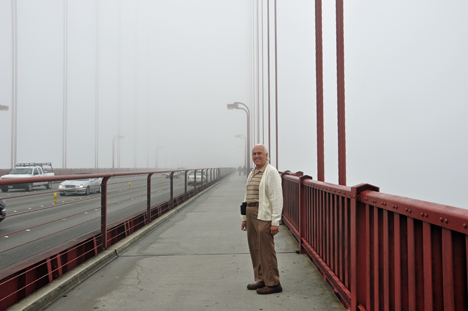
[270,225,279,236]
[241,221,247,231]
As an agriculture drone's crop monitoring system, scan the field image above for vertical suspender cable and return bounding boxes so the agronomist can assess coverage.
[261,0,264,144]
[251,0,255,152]
[117,0,122,168]
[11,0,18,169]
[95,0,100,168]
[267,0,271,163]
[315,0,324,181]
[274,0,278,168]
[134,0,138,168]
[257,0,260,145]
[62,0,68,169]
[336,0,346,185]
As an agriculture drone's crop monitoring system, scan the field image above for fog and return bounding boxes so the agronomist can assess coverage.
[1,1,467,208]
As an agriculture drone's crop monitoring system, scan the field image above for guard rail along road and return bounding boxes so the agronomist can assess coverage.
[281,170,468,311]
[0,168,234,310]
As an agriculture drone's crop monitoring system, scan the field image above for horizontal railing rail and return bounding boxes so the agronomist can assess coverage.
[0,167,234,310]
[281,171,468,311]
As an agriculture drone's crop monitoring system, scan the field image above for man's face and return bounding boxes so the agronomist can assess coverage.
[252,146,268,168]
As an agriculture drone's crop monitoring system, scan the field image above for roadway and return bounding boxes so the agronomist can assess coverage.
[0,174,196,275]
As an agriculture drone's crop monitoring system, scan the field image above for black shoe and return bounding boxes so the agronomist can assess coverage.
[256,283,282,294]
[247,281,265,290]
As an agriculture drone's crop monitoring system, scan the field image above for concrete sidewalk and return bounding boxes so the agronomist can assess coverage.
[39,173,344,311]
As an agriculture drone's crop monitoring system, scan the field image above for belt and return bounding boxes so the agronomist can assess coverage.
[247,202,259,207]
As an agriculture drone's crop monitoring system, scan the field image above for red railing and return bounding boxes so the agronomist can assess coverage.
[0,168,234,310]
[281,171,468,311]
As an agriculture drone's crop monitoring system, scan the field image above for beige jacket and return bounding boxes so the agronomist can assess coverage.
[241,164,283,226]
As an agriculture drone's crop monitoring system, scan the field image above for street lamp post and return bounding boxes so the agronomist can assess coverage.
[235,134,247,172]
[112,135,124,169]
[227,102,251,174]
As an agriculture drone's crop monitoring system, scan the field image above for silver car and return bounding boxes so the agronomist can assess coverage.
[187,172,206,186]
[58,178,102,196]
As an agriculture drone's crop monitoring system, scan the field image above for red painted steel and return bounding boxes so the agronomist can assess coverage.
[315,0,324,182]
[147,174,153,223]
[0,168,234,310]
[101,177,109,250]
[336,0,346,186]
[170,172,174,208]
[281,173,468,311]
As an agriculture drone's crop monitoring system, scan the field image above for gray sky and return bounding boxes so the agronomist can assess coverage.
[1,0,467,209]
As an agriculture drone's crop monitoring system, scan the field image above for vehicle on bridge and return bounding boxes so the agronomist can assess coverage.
[0,199,5,223]
[0,163,55,192]
[58,176,102,196]
[165,172,181,179]
[187,171,206,186]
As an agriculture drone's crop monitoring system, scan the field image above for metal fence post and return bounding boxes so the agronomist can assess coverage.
[170,172,174,208]
[350,183,379,311]
[299,174,313,254]
[100,176,111,250]
[147,173,153,223]
[202,169,205,187]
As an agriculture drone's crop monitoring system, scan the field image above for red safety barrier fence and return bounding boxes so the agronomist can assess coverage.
[0,168,234,310]
[281,171,468,311]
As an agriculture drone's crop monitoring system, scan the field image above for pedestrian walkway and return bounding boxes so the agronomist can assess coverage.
[42,174,344,311]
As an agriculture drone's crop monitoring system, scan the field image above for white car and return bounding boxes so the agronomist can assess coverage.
[58,177,102,196]
[187,171,206,186]
[1,162,54,192]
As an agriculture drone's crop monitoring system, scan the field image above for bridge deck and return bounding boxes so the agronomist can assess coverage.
[41,174,344,311]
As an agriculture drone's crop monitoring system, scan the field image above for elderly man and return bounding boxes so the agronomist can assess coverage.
[241,144,283,294]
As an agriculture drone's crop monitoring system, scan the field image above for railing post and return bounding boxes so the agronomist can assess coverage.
[147,173,153,223]
[299,174,313,254]
[100,176,111,250]
[184,170,188,195]
[350,183,379,311]
[194,170,197,190]
[170,172,174,208]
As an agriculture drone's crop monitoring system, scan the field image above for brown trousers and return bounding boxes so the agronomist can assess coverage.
[246,205,280,286]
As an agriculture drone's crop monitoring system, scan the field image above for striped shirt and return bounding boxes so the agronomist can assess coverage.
[246,163,268,203]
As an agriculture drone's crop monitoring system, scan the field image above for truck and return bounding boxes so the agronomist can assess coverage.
[0,163,55,192]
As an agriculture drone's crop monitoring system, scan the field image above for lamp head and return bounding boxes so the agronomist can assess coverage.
[0,105,9,111]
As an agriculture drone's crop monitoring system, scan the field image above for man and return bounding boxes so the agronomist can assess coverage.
[241,144,283,294]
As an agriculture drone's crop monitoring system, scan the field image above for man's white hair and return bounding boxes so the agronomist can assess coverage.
[253,144,268,154]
